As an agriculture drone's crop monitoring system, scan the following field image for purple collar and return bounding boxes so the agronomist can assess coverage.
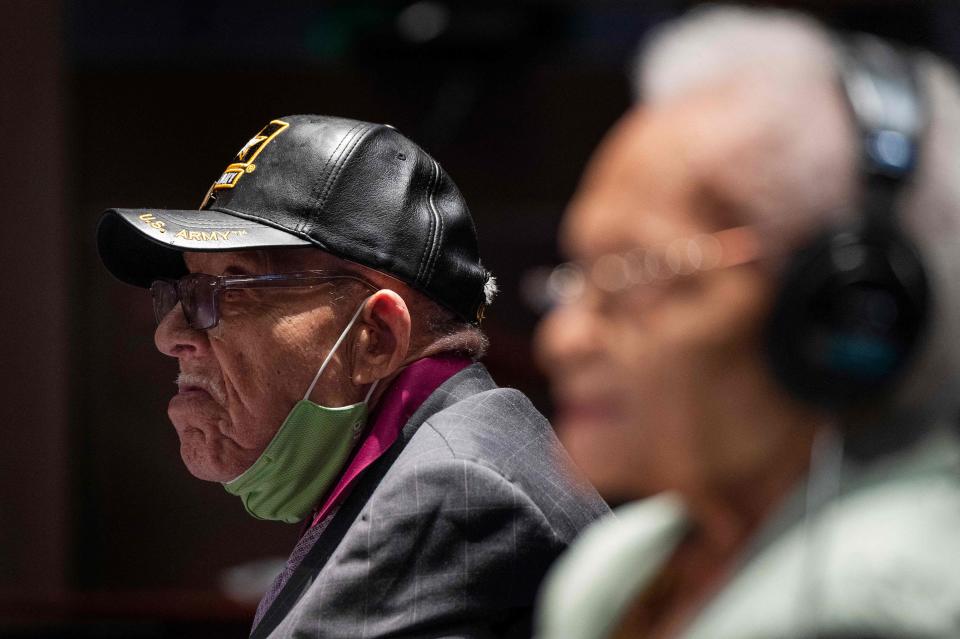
[310,354,472,527]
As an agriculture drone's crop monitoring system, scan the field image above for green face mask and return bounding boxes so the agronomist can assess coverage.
[223,298,377,524]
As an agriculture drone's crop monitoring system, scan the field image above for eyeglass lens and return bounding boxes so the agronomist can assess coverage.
[150,274,219,330]
[150,280,178,325]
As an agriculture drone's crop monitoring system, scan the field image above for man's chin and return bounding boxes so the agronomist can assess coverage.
[182,462,224,482]
[178,437,247,483]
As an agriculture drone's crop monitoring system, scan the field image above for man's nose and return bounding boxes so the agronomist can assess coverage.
[534,303,603,376]
[154,302,210,359]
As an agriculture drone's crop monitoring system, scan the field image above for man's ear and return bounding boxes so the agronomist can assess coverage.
[352,289,411,385]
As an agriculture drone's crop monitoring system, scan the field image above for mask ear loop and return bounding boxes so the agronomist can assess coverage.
[303,295,376,402]
[362,378,379,405]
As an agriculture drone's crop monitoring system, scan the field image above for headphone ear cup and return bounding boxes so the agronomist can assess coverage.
[765,226,929,409]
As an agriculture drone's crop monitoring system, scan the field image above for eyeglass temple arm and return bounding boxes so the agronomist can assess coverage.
[221,273,375,290]
[714,226,762,268]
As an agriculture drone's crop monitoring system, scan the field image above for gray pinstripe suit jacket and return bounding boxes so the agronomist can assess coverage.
[253,363,610,639]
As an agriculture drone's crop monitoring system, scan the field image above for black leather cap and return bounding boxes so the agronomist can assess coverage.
[97,115,494,323]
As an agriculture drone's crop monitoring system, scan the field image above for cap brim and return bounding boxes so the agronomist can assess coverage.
[97,208,312,288]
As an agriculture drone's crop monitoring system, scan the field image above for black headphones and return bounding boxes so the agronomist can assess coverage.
[766,33,931,410]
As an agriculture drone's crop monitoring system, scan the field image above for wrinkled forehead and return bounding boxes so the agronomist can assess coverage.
[561,94,756,260]
[183,247,349,275]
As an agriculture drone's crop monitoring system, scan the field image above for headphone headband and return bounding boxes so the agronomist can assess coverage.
[836,35,925,182]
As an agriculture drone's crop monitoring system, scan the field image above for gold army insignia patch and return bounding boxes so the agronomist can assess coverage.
[200,119,289,209]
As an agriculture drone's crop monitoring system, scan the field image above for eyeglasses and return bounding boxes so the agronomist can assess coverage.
[522,226,760,313]
[151,270,376,330]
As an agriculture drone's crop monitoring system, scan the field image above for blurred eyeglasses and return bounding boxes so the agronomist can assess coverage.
[522,226,760,314]
[151,270,375,330]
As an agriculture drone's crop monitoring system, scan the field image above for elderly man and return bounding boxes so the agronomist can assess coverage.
[96,115,608,638]
[534,7,960,639]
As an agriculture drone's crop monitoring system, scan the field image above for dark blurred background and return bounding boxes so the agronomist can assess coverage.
[2,0,959,636]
